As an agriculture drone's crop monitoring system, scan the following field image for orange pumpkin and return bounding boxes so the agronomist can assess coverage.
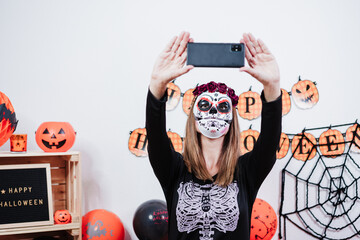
[237,90,262,120]
[291,77,319,109]
[0,91,17,147]
[319,129,345,158]
[277,133,290,159]
[36,122,76,152]
[129,128,148,157]
[346,123,360,153]
[10,134,27,152]
[281,89,291,116]
[166,82,181,111]
[291,132,317,161]
[167,131,183,153]
[54,209,72,224]
[240,128,260,154]
[182,88,195,115]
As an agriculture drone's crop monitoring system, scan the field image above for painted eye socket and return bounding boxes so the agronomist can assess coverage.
[58,128,65,134]
[43,128,50,134]
[217,101,231,113]
[198,99,212,111]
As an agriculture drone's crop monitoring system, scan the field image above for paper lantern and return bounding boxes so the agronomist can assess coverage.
[82,209,125,240]
[166,82,181,111]
[54,209,72,224]
[291,132,317,161]
[10,134,27,152]
[319,129,345,158]
[0,91,17,147]
[35,122,76,152]
[237,90,262,120]
[281,89,291,116]
[182,88,195,115]
[167,131,183,153]
[250,198,277,240]
[277,133,290,159]
[346,123,360,153]
[240,128,260,154]
[291,77,319,109]
[129,128,148,157]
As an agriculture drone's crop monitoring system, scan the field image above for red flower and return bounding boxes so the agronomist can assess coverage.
[217,83,227,94]
[207,81,217,93]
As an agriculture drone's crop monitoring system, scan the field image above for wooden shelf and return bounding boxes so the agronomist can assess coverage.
[0,152,82,240]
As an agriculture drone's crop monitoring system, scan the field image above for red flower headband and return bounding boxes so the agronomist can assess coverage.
[192,81,239,107]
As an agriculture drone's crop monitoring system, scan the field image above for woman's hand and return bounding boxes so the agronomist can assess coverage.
[150,31,194,99]
[240,33,280,102]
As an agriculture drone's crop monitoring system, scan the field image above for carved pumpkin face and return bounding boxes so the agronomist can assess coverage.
[10,134,27,152]
[182,88,195,115]
[128,128,148,157]
[0,91,17,147]
[54,209,72,224]
[237,90,262,120]
[319,129,345,158]
[36,122,76,152]
[291,79,319,109]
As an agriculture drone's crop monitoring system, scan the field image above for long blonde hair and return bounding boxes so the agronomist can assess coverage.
[182,102,241,187]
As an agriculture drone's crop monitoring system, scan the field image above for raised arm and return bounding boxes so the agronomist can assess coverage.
[239,33,282,191]
[146,32,193,190]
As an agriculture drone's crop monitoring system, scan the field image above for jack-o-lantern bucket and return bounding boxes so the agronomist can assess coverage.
[54,209,72,224]
[35,122,76,152]
[0,91,18,147]
[10,134,27,152]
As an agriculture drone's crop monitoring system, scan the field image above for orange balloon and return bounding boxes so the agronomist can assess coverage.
[35,122,76,152]
[250,198,277,240]
[82,209,125,240]
[0,91,17,147]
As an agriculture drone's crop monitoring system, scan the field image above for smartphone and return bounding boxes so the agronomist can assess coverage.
[187,42,245,68]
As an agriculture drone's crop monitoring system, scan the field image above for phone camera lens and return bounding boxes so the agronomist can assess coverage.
[231,44,242,52]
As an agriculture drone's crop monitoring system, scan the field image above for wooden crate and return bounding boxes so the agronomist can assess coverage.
[0,151,81,240]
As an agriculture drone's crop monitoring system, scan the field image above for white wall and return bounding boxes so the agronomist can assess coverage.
[1,0,359,239]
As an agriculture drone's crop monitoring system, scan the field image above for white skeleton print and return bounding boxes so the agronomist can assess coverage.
[176,181,240,240]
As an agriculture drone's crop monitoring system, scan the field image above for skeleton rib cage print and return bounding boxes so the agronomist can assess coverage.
[279,121,360,240]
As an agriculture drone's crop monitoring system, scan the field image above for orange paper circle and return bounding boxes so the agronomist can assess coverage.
[166,82,181,111]
[277,133,290,159]
[167,131,183,153]
[281,89,291,116]
[319,129,345,158]
[238,91,262,120]
[182,88,195,115]
[128,128,148,157]
[346,124,360,153]
[240,129,260,154]
[291,132,317,161]
[291,80,319,109]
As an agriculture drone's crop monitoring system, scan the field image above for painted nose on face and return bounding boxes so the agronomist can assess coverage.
[209,106,217,114]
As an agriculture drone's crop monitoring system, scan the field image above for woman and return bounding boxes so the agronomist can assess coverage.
[146,31,282,240]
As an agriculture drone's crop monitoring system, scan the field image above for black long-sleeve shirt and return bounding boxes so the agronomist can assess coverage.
[146,89,282,240]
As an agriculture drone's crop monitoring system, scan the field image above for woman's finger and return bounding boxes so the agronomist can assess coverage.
[171,31,185,53]
[243,33,257,58]
[179,50,188,65]
[176,32,190,57]
[258,38,271,54]
[248,33,262,53]
[240,39,253,64]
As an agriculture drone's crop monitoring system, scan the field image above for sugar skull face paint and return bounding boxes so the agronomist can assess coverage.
[193,92,233,139]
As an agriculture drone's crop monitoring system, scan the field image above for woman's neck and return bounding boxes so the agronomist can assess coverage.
[200,135,225,176]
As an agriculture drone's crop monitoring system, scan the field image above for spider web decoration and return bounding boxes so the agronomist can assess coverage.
[279,121,360,240]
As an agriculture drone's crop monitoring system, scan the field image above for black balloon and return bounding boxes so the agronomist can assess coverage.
[133,199,168,240]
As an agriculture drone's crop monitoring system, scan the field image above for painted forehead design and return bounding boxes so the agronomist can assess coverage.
[196,92,231,103]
